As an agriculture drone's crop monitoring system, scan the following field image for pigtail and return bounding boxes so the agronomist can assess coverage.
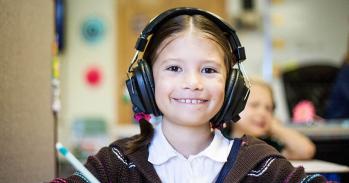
[125,114,154,155]
[219,121,234,140]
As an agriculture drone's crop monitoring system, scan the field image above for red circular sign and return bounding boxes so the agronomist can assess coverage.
[85,66,102,87]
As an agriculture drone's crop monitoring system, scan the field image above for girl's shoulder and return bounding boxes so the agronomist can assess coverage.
[107,134,145,167]
[238,135,282,157]
[49,135,145,183]
[82,136,143,182]
[84,135,157,182]
[228,135,326,183]
[109,134,142,150]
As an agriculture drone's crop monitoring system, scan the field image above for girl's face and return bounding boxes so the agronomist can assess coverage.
[235,84,274,137]
[152,31,227,128]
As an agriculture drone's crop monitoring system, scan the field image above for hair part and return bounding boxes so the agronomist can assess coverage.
[144,15,235,73]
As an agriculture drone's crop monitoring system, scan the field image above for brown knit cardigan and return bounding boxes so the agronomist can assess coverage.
[50,135,326,183]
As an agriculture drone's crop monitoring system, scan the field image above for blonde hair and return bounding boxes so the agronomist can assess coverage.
[249,77,276,111]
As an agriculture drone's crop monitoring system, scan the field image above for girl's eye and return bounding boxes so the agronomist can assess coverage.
[165,65,182,72]
[202,67,218,74]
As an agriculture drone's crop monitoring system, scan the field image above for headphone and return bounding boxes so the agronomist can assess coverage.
[126,7,250,128]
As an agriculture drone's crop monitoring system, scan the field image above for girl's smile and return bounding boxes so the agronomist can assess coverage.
[171,98,208,104]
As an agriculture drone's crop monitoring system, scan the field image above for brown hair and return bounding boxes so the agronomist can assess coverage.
[126,14,236,154]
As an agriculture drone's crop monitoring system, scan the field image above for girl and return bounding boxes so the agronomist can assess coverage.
[51,8,325,183]
[232,78,316,160]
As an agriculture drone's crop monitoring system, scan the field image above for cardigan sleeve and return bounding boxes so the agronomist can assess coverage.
[49,147,123,183]
[241,157,326,183]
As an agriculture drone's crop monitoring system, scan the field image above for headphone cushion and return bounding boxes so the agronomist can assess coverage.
[139,60,161,116]
[126,76,146,114]
[211,69,249,127]
[134,64,154,114]
[226,70,249,122]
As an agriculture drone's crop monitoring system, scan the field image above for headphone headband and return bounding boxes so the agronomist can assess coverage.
[134,7,246,62]
[126,7,250,128]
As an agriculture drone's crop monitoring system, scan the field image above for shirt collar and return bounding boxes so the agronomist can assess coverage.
[148,123,233,165]
[195,129,233,162]
[148,123,178,165]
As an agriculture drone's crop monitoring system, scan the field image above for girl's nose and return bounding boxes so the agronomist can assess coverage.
[182,71,203,91]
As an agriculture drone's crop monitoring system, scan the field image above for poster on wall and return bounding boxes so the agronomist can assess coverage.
[81,17,105,44]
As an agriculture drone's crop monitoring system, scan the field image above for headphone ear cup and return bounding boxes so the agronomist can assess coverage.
[227,70,250,122]
[125,59,161,116]
[126,73,145,114]
[211,69,249,127]
[138,60,161,116]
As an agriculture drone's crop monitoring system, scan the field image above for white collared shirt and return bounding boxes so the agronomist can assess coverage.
[148,123,234,183]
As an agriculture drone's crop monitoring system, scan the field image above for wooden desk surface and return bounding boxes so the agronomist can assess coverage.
[290,159,349,173]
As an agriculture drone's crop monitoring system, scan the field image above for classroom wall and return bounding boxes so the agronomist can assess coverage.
[57,0,349,142]
[58,0,116,154]
[269,0,349,121]
[0,0,55,182]
[229,0,349,76]
[228,0,349,121]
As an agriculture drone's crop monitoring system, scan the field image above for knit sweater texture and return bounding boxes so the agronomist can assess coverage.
[50,135,326,183]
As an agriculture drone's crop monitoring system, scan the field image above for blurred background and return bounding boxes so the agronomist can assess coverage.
[1,0,349,182]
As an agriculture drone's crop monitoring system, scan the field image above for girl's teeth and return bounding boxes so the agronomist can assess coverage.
[176,99,204,104]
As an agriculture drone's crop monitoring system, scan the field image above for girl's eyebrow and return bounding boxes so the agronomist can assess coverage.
[201,59,223,65]
[163,58,182,62]
[159,58,224,68]
[155,58,182,68]
[200,60,225,69]
[158,58,183,65]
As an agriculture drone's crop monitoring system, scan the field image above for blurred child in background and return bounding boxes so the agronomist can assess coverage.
[232,78,316,160]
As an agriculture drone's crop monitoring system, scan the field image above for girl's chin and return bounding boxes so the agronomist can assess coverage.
[250,128,267,137]
[164,115,211,127]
